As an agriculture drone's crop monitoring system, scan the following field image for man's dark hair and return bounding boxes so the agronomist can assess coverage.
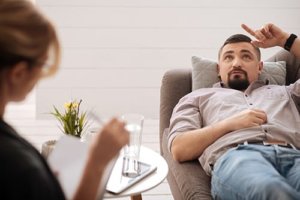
[218,34,261,60]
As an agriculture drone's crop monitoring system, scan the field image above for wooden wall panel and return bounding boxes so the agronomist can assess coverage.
[36,0,300,119]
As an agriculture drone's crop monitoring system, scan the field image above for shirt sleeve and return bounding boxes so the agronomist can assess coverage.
[286,79,300,112]
[167,93,202,152]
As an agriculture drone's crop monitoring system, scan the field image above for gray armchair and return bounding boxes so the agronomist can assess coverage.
[159,50,300,200]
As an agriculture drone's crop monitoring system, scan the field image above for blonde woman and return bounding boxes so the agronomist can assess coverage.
[0,0,129,199]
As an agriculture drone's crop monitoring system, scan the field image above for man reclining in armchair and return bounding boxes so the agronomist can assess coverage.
[168,23,300,200]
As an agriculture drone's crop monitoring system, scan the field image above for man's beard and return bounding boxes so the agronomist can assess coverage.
[227,70,250,91]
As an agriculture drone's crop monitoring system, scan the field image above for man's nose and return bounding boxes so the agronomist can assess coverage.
[232,58,242,68]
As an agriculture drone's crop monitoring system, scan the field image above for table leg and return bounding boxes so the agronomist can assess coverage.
[130,194,142,200]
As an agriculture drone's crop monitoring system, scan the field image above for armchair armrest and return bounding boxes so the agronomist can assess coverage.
[162,129,212,200]
[159,68,192,152]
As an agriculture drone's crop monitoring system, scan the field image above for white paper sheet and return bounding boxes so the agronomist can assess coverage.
[47,135,115,200]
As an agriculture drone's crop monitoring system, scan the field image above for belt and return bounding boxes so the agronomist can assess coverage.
[243,141,297,150]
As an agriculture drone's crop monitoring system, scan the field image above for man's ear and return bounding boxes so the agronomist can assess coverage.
[217,64,221,78]
[258,61,263,74]
[8,62,29,85]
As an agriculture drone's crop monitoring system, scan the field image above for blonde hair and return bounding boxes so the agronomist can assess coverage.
[0,0,60,77]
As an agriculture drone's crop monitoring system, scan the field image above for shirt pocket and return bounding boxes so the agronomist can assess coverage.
[210,95,247,122]
[263,86,288,100]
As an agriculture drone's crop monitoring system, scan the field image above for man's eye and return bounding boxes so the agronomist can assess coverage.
[224,56,233,61]
[243,55,251,60]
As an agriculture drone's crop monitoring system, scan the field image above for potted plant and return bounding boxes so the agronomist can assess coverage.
[41,99,90,157]
[51,99,89,138]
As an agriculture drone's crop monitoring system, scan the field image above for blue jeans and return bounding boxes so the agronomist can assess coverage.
[211,144,300,200]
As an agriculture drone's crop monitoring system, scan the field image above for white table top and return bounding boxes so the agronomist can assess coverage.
[104,146,168,198]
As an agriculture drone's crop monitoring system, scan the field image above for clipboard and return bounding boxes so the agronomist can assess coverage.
[47,135,116,199]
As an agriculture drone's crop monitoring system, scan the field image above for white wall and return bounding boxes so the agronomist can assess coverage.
[36,0,300,119]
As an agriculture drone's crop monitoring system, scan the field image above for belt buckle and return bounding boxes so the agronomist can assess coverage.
[263,141,272,146]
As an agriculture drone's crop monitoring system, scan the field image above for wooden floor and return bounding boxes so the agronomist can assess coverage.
[4,91,173,200]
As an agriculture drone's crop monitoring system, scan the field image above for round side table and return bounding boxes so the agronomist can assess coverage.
[104,146,168,200]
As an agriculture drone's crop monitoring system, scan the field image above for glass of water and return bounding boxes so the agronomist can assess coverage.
[121,113,144,177]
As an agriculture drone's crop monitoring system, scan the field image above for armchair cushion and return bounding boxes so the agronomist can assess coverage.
[192,56,286,90]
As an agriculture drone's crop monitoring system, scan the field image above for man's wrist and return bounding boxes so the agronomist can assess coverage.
[278,32,289,48]
[217,118,233,134]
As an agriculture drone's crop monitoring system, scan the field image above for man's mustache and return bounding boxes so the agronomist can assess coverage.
[228,69,247,76]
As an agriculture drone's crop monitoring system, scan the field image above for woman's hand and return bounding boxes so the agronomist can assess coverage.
[91,118,129,166]
[73,118,129,200]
